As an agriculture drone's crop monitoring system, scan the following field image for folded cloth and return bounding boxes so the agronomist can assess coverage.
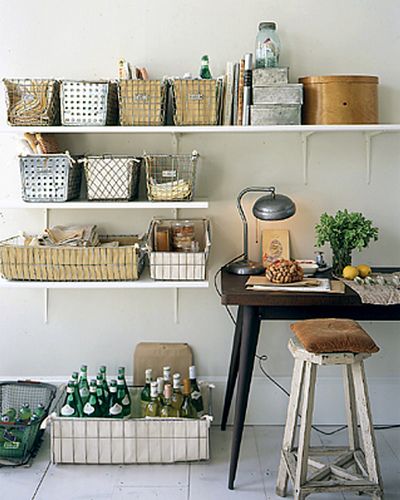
[44,224,99,247]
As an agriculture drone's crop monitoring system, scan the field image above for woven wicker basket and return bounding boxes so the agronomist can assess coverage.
[171,79,222,126]
[3,79,60,126]
[118,80,167,126]
[0,235,144,281]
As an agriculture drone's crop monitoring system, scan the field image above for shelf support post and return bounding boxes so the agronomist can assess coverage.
[44,288,48,324]
[301,132,314,185]
[364,131,383,184]
[171,132,182,155]
[43,208,49,228]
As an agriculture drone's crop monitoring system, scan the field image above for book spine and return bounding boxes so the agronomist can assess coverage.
[232,62,240,126]
[242,53,253,126]
[223,62,234,126]
[236,58,245,125]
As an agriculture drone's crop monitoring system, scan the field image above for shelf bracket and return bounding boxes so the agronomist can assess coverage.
[43,288,48,324]
[173,288,179,324]
[364,131,383,184]
[301,132,314,185]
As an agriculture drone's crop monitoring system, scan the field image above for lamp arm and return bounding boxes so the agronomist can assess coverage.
[236,186,276,260]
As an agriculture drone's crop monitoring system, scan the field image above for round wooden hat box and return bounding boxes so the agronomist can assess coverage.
[298,75,379,124]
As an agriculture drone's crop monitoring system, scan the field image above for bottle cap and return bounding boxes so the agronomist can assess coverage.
[100,365,106,373]
[259,21,277,31]
[80,364,87,372]
[183,379,191,395]
[145,368,153,381]
[189,365,196,379]
[164,384,172,399]
[157,377,164,393]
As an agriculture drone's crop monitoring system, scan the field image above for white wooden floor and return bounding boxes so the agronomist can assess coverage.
[0,426,399,500]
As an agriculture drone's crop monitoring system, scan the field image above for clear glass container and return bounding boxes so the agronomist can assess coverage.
[172,221,195,252]
[255,21,281,68]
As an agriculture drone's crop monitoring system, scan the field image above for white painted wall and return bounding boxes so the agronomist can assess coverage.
[0,0,399,424]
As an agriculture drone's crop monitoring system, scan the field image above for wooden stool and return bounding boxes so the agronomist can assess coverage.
[276,319,383,500]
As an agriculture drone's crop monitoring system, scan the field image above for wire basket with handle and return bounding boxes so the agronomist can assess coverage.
[3,79,60,126]
[83,155,141,201]
[19,154,82,202]
[60,80,118,126]
[144,151,199,201]
[0,381,57,465]
[118,80,168,126]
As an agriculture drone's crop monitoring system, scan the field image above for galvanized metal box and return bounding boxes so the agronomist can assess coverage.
[253,67,289,86]
[250,104,301,125]
[253,84,303,105]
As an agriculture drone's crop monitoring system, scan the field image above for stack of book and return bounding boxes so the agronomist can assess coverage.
[222,58,248,126]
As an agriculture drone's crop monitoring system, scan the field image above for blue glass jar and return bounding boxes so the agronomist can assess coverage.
[255,22,281,68]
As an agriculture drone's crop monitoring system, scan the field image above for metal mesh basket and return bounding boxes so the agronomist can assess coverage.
[0,381,57,465]
[3,79,60,126]
[144,152,198,201]
[83,155,141,201]
[60,80,118,126]
[19,154,82,202]
[118,80,167,126]
[171,79,222,125]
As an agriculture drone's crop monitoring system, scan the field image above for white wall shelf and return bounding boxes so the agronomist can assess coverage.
[1,124,400,134]
[0,199,209,210]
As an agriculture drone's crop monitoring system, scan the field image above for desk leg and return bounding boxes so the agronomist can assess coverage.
[228,305,261,490]
[221,306,243,431]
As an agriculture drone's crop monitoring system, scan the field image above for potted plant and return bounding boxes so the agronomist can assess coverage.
[315,209,378,276]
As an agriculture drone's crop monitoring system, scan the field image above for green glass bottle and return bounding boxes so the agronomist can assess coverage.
[61,382,80,418]
[96,374,107,417]
[181,379,197,418]
[118,366,129,393]
[108,380,123,418]
[189,365,204,415]
[17,403,32,424]
[145,381,160,417]
[156,376,164,407]
[200,55,212,79]
[83,380,102,418]
[31,403,46,423]
[160,383,178,418]
[1,407,17,424]
[99,366,109,403]
[71,374,83,417]
[78,364,90,406]
[171,373,183,413]
[117,375,131,417]
[140,368,152,416]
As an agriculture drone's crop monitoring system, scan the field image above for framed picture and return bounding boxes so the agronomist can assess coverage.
[262,229,290,266]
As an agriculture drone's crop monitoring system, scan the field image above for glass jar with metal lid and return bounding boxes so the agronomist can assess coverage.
[255,22,281,68]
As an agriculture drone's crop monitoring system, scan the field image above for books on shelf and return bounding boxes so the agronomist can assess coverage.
[222,55,251,126]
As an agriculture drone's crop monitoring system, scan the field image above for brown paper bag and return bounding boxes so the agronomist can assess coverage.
[133,342,193,385]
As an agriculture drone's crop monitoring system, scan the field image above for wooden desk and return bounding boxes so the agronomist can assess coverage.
[220,268,400,490]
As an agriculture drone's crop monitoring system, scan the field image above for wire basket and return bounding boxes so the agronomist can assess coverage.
[118,80,168,126]
[83,155,141,201]
[60,80,118,126]
[3,79,60,126]
[144,152,198,201]
[19,154,82,202]
[0,381,57,465]
[0,235,145,281]
[171,79,223,126]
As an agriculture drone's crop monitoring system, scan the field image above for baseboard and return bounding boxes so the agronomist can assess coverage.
[1,375,398,426]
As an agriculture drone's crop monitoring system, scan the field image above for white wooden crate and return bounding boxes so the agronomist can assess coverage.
[50,384,212,464]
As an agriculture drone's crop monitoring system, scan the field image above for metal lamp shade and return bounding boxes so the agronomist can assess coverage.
[252,193,296,221]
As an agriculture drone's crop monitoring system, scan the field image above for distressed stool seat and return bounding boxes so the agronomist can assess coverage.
[276,318,383,500]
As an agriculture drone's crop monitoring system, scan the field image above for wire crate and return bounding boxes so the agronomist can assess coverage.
[0,381,56,465]
[50,383,213,464]
[118,80,168,126]
[19,154,82,202]
[143,151,198,201]
[0,235,145,281]
[148,218,211,281]
[83,155,141,201]
[60,80,118,126]
[3,79,60,126]
[171,79,223,126]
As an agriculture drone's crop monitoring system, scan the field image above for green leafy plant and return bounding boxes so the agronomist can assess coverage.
[315,209,378,275]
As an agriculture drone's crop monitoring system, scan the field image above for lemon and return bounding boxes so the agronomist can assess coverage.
[357,264,372,278]
[342,266,359,280]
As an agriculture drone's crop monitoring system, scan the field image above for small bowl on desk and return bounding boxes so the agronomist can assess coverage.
[296,260,319,277]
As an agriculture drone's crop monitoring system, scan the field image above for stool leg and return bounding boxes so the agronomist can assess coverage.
[294,361,317,500]
[276,358,306,497]
[351,361,383,498]
[343,364,360,452]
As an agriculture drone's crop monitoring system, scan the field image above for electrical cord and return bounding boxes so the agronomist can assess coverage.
[213,263,400,434]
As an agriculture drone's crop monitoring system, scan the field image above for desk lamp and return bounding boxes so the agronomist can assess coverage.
[226,186,296,275]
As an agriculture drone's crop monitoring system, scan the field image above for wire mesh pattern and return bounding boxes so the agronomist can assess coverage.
[3,79,60,126]
[51,385,212,464]
[118,80,167,126]
[19,154,82,202]
[0,235,144,281]
[171,79,222,125]
[83,155,141,201]
[0,382,56,464]
[144,152,198,201]
[60,80,118,126]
